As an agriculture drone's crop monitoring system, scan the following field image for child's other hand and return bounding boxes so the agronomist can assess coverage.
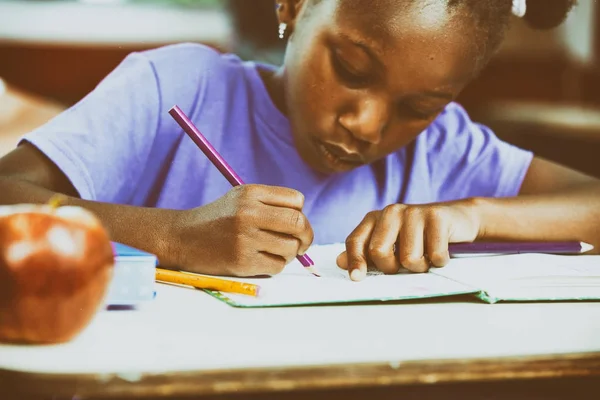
[169,184,313,277]
[336,202,481,281]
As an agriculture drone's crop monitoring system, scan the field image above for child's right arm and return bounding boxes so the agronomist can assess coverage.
[0,144,313,277]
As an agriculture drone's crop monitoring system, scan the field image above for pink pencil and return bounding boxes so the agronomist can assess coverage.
[168,105,319,277]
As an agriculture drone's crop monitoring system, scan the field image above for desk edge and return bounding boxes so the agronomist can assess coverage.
[2,351,600,398]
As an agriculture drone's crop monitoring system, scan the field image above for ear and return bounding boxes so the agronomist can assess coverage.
[275,0,308,32]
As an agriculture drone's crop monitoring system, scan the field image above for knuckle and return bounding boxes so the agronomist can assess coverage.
[235,204,256,220]
[275,187,304,209]
[399,254,421,268]
[429,251,449,266]
[232,207,257,230]
[307,225,315,244]
[365,210,379,220]
[426,206,445,221]
[382,204,402,217]
[288,210,307,232]
[403,206,422,220]
[348,254,365,268]
[284,237,301,256]
[270,259,286,275]
[238,184,260,199]
[411,265,430,273]
[368,244,388,260]
[400,256,430,273]
[229,184,246,198]
[292,190,305,209]
[345,236,360,249]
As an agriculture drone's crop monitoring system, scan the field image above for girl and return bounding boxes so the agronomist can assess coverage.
[0,0,597,282]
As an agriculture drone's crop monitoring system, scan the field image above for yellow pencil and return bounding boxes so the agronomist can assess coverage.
[155,268,260,297]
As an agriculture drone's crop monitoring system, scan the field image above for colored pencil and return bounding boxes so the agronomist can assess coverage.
[449,241,593,255]
[156,268,260,297]
[168,105,319,277]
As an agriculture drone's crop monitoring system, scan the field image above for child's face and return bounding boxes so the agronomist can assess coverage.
[281,0,478,174]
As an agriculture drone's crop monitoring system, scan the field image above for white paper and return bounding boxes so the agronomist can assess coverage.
[431,253,600,301]
[214,243,476,307]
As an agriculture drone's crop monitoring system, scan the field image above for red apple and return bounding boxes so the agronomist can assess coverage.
[0,204,114,344]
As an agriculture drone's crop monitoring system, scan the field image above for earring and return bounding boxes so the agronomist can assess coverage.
[511,0,526,17]
[278,22,287,39]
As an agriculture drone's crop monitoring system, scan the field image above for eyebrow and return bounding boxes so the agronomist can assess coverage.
[338,33,384,67]
[338,33,456,101]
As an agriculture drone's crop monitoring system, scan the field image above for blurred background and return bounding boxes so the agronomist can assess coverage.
[0,0,599,177]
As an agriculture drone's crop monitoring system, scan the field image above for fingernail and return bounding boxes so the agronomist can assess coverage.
[350,269,366,281]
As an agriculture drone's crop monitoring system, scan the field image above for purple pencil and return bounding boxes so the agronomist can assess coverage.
[168,105,319,277]
[449,241,593,255]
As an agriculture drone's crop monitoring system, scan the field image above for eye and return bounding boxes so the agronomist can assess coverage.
[330,49,371,87]
[396,103,440,120]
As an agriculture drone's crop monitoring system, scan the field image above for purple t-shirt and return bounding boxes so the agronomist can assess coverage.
[21,43,533,245]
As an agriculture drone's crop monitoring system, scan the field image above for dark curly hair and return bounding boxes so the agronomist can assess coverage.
[308,0,578,69]
[446,0,577,67]
[228,0,577,67]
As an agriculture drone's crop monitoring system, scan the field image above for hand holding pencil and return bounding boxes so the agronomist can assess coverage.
[168,105,319,278]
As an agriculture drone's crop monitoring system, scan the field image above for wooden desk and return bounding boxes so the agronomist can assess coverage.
[1,284,599,399]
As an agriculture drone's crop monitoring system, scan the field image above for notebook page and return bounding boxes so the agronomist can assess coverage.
[209,243,477,307]
[430,254,600,302]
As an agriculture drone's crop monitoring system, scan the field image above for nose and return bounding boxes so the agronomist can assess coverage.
[338,97,390,145]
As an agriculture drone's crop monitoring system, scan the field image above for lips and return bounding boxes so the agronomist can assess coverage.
[314,139,365,171]
[320,141,364,163]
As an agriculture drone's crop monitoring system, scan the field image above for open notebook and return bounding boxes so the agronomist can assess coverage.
[201,243,600,308]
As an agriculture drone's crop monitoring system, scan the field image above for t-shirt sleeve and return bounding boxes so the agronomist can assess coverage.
[20,52,160,202]
[426,103,534,201]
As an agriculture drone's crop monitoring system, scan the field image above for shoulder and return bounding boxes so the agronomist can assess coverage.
[137,43,247,85]
[420,102,496,160]
[80,43,231,110]
[413,102,533,199]
[138,43,224,73]
[133,43,250,114]
[425,102,478,144]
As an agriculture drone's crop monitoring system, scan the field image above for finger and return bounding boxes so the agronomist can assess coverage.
[368,206,402,274]
[253,229,301,264]
[254,251,287,276]
[397,209,429,273]
[345,213,377,281]
[228,246,285,277]
[336,251,348,270]
[236,184,306,210]
[255,204,314,255]
[425,214,450,268]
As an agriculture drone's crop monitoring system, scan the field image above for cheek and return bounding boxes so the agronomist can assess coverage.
[285,47,338,126]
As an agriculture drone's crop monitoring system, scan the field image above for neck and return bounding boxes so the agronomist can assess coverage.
[258,66,288,117]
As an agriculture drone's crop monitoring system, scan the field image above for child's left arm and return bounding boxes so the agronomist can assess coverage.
[337,156,600,281]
